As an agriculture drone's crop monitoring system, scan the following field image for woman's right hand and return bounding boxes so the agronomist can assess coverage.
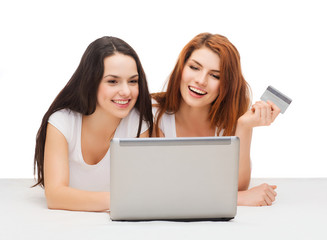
[237,183,277,206]
[238,100,281,130]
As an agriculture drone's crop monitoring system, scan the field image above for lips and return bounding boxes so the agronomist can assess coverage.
[112,99,131,108]
[112,99,129,104]
[188,86,207,96]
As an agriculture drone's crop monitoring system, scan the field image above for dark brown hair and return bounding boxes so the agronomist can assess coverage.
[34,36,153,187]
[152,33,251,136]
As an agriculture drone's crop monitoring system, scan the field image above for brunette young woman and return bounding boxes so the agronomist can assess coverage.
[34,36,153,211]
[152,33,280,207]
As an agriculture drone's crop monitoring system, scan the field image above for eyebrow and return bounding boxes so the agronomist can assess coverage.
[103,74,139,79]
[190,59,220,73]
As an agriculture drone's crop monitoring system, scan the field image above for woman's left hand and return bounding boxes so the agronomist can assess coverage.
[238,100,281,129]
[238,183,277,206]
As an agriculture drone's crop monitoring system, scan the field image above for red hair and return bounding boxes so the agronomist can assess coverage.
[152,33,251,136]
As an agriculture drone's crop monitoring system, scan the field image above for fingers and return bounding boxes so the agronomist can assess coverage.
[266,188,276,203]
[260,102,268,120]
[267,100,281,121]
[251,101,272,126]
[252,100,283,126]
[260,184,277,206]
[264,195,272,206]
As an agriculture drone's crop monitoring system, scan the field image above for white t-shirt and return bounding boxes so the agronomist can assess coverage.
[152,106,222,137]
[153,107,177,138]
[48,108,148,192]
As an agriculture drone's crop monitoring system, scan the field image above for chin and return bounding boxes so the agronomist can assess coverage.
[114,111,131,119]
[183,97,206,108]
[114,109,132,118]
[186,102,212,110]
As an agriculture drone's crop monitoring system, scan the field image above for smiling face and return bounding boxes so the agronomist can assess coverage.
[180,47,221,110]
[96,53,139,119]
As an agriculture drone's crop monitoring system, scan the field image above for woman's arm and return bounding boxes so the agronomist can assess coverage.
[234,122,253,190]
[44,123,110,212]
[235,100,280,190]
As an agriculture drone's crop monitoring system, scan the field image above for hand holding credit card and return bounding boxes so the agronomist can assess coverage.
[260,86,292,114]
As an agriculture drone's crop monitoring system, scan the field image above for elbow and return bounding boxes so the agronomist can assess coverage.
[238,183,249,191]
[45,192,58,210]
[45,187,62,210]
[238,176,250,191]
[46,197,59,210]
[47,203,57,210]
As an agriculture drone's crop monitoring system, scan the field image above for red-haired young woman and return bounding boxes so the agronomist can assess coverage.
[152,33,280,206]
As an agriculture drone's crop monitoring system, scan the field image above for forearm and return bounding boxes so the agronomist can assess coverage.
[235,120,253,191]
[45,186,110,212]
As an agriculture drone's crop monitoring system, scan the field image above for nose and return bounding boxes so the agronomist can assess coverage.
[119,82,131,97]
[195,72,207,86]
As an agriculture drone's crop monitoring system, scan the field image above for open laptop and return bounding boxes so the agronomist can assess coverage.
[109,137,239,221]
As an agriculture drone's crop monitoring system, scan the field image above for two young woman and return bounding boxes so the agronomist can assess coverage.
[34,33,280,211]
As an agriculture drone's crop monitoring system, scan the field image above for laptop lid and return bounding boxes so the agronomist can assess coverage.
[110,137,239,221]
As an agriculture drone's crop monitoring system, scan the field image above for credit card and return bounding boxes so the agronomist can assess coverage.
[260,85,292,114]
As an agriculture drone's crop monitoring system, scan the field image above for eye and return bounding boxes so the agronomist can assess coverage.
[107,80,117,84]
[189,65,199,71]
[129,79,139,84]
[210,74,220,80]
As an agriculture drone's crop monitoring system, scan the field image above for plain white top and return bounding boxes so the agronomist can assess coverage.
[48,108,148,192]
[152,106,223,137]
[154,107,177,138]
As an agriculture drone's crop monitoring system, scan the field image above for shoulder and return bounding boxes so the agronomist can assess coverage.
[49,109,79,121]
[48,109,80,130]
[160,111,175,127]
[157,111,176,138]
[48,109,81,142]
[151,98,173,124]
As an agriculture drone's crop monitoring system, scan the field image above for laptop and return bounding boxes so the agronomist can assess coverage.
[109,137,239,221]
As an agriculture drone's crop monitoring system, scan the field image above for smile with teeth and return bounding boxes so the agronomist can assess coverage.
[112,99,130,104]
[189,86,207,95]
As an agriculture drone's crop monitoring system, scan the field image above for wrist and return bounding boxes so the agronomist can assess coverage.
[237,190,247,206]
[236,118,253,133]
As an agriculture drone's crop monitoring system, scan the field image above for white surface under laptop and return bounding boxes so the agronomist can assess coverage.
[109,137,240,221]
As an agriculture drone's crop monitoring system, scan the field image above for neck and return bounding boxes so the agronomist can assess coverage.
[82,108,121,141]
[175,100,215,137]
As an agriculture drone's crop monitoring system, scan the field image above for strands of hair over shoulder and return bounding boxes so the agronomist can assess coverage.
[152,33,251,137]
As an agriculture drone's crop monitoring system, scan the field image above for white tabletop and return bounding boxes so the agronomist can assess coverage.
[1,178,326,240]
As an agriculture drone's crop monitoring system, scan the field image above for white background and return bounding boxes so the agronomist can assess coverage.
[0,0,326,178]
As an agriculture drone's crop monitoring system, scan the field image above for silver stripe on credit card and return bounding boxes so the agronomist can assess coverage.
[260,85,292,114]
[267,86,292,104]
